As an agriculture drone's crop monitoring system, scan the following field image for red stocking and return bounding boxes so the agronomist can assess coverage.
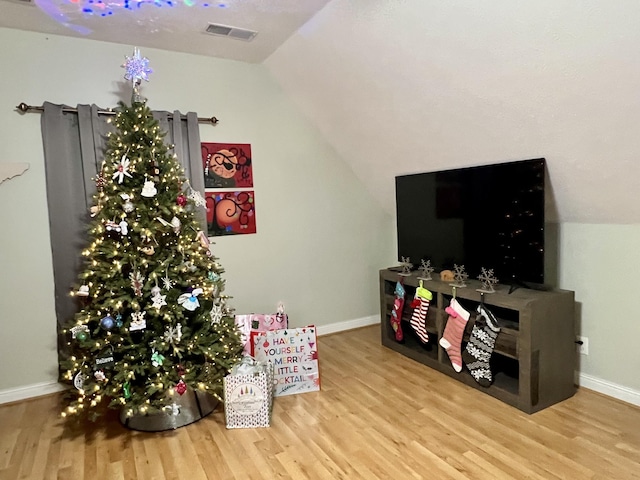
[390,281,405,341]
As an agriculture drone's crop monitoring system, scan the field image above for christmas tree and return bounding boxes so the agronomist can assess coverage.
[60,49,243,421]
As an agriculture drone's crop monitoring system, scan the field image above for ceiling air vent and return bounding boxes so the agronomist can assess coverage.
[205,23,257,42]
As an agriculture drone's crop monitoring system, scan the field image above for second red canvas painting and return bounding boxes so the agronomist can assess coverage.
[205,191,257,236]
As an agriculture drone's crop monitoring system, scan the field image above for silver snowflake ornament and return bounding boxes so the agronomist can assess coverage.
[418,259,434,280]
[400,256,413,276]
[453,264,468,287]
[477,267,499,293]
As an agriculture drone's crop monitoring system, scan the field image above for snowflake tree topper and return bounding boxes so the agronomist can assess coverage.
[122,47,152,85]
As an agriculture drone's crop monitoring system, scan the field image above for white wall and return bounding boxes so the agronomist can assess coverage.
[0,28,395,397]
[558,223,640,398]
[264,0,640,404]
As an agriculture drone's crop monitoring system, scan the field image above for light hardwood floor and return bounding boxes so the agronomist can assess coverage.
[1,325,639,480]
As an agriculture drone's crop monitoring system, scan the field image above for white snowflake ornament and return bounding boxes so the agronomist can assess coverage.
[210,303,223,324]
[112,154,133,184]
[164,323,182,344]
[188,188,207,208]
[151,292,167,310]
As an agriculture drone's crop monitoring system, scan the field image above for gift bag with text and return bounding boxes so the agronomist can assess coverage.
[223,357,275,429]
[235,303,288,356]
[253,326,320,397]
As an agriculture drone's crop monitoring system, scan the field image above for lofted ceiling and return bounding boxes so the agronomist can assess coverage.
[0,0,331,63]
[2,0,639,224]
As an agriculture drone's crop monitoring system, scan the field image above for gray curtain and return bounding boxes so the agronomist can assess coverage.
[40,102,205,363]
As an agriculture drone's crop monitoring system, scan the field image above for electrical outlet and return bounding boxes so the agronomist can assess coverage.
[576,336,589,355]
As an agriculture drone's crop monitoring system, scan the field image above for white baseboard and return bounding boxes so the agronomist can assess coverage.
[577,372,640,407]
[7,320,637,410]
[0,317,380,405]
[0,380,67,405]
[316,315,379,336]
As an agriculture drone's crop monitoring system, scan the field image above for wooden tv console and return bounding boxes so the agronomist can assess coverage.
[379,268,576,413]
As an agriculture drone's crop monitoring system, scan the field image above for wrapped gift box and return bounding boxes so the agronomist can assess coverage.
[223,358,274,429]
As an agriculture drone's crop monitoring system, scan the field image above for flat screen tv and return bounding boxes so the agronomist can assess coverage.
[395,158,546,287]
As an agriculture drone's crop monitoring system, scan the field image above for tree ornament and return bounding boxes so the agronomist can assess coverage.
[208,271,220,282]
[162,272,174,290]
[76,285,90,297]
[181,260,197,272]
[187,188,206,208]
[115,314,123,328]
[151,291,167,310]
[178,288,202,311]
[171,217,181,234]
[175,379,187,396]
[100,315,116,330]
[141,245,155,255]
[196,231,212,256]
[151,350,165,367]
[176,194,187,207]
[90,204,102,217]
[94,348,115,369]
[129,270,144,297]
[141,180,158,198]
[71,325,90,339]
[164,323,183,344]
[94,370,107,382]
[112,154,133,184]
[95,170,107,191]
[123,381,131,399]
[151,285,161,296]
[210,303,223,324]
[120,193,135,213]
[73,371,87,391]
[129,311,147,331]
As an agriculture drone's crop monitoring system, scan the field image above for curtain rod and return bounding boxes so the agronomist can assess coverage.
[15,102,219,126]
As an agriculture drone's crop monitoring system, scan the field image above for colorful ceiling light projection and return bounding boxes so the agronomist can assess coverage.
[34,0,229,33]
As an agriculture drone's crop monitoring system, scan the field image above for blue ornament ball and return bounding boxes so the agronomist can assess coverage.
[100,315,115,330]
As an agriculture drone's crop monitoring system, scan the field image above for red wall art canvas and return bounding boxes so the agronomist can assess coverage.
[205,191,257,236]
[201,143,253,189]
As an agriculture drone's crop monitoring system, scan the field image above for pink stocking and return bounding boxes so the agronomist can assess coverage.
[439,298,470,372]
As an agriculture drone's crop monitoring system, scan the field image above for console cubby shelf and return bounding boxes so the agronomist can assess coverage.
[379,268,576,414]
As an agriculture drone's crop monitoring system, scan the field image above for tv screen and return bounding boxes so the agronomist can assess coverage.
[395,158,546,286]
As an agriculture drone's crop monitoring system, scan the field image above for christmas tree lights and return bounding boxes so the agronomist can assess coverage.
[60,50,242,422]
